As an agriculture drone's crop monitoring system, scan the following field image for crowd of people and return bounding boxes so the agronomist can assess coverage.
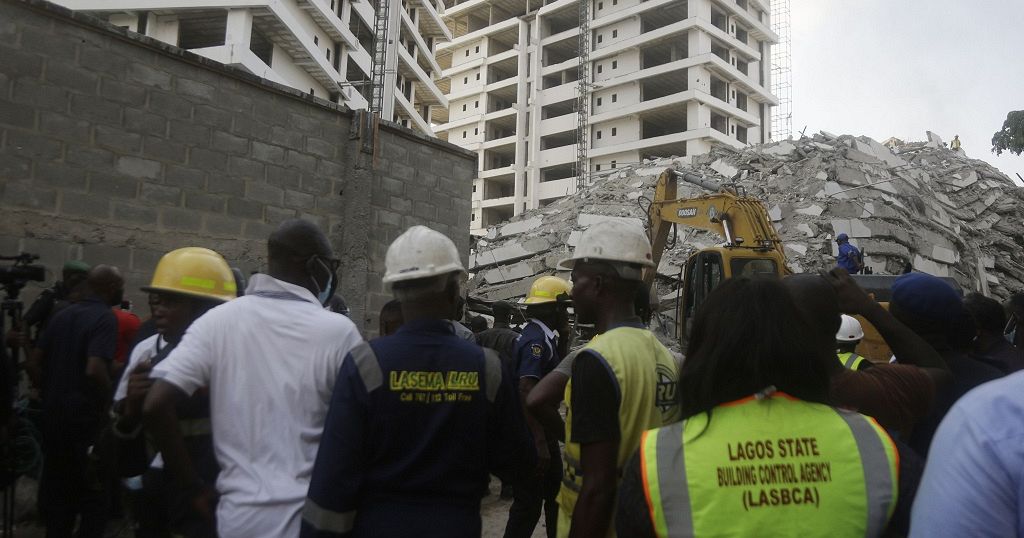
[3,216,1023,538]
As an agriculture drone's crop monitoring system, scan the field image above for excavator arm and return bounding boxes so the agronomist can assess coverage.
[644,168,789,287]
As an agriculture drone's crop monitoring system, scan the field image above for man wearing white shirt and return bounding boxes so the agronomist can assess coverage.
[143,219,363,538]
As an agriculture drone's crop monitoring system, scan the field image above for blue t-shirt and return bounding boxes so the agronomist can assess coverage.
[837,242,861,273]
[35,297,117,442]
[910,371,1024,537]
[513,320,559,380]
[303,319,533,537]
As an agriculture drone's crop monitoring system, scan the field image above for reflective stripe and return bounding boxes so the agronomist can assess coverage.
[838,353,864,370]
[640,430,667,538]
[178,418,211,437]
[836,410,895,538]
[180,276,216,289]
[302,499,356,534]
[481,348,502,403]
[350,343,383,392]
[654,424,693,537]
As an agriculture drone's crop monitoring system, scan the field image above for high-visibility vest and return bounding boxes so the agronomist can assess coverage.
[557,326,681,538]
[837,352,867,370]
[639,393,898,538]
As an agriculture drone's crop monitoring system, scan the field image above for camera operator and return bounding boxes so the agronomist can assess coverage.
[5,261,91,354]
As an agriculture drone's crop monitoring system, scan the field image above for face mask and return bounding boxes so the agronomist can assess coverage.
[317,272,334,305]
[310,256,335,306]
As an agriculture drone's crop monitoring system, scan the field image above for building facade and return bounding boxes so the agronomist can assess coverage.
[432,0,778,232]
[56,0,450,134]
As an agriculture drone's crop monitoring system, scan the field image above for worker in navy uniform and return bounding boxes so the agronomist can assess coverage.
[504,276,571,538]
[301,225,534,538]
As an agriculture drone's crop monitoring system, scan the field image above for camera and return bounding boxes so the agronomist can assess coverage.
[0,253,46,299]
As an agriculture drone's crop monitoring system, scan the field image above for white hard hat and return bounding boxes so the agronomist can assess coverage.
[836,314,865,342]
[383,225,466,286]
[558,220,654,280]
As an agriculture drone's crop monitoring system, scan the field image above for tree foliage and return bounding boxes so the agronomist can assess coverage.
[991,110,1024,156]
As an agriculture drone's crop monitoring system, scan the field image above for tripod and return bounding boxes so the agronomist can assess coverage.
[1,295,23,538]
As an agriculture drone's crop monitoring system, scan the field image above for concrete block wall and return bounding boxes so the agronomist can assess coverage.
[0,0,475,336]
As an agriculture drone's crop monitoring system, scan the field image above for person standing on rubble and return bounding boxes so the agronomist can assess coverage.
[301,225,533,538]
[835,233,864,274]
[950,135,961,151]
[112,247,236,538]
[143,219,362,537]
[555,220,681,538]
[504,276,571,538]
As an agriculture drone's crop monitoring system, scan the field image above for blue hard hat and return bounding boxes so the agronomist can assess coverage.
[836,233,849,242]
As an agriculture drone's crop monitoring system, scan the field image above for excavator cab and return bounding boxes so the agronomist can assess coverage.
[677,247,785,344]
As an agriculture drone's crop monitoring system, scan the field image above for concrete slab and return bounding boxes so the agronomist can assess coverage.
[768,205,783,222]
[577,213,644,229]
[913,254,950,277]
[949,170,979,190]
[482,261,537,285]
[836,167,866,187]
[932,245,958,264]
[926,131,944,148]
[823,181,849,199]
[795,204,824,216]
[784,243,808,256]
[710,159,739,179]
[846,148,882,164]
[764,141,797,157]
[815,171,829,181]
[498,216,544,238]
[797,223,815,237]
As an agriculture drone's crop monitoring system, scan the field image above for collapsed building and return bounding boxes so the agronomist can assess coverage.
[468,131,1024,313]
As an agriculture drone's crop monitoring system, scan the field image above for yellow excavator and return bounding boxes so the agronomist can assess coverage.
[642,167,910,361]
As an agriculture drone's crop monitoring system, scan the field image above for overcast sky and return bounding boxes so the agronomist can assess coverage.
[788,0,1024,185]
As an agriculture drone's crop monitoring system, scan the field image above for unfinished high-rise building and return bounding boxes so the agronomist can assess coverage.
[432,0,779,232]
[55,0,450,134]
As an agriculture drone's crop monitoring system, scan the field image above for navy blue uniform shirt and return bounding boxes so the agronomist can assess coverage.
[302,319,533,538]
[514,319,559,380]
[36,297,117,442]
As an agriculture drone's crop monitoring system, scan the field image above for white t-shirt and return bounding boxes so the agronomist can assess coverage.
[151,274,363,538]
[115,333,166,468]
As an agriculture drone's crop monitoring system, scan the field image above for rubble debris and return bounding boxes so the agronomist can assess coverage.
[469,132,1024,306]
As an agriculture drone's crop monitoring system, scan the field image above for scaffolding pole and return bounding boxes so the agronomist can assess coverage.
[364,0,392,153]
[575,0,591,192]
[770,0,792,141]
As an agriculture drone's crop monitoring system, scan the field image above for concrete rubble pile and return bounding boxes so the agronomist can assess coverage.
[468,131,1024,307]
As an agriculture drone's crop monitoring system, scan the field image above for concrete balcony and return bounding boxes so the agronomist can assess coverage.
[408,0,451,39]
[538,178,574,200]
[480,195,514,208]
[713,0,777,42]
[701,52,777,105]
[400,9,444,75]
[480,164,515,178]
[538,145,575,167]
[393,89,431,133]
[441,8,518,42]
[481,134,516,150]
[398,45,447,105]
[538,113,576,137]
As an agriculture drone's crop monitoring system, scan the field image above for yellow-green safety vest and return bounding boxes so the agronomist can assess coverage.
[557,326,681,538]
[640,393,898,538]
[837,352,867,371]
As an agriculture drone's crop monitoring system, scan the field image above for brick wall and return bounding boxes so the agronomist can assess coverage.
[0,0,475,336]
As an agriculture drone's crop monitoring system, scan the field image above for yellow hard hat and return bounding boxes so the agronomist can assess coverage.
[523,276,571,305]
[141,247,237,302]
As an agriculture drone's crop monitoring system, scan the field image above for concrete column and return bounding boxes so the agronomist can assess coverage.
[686,100,710,130]
[688,64,710,94]
[381,0,402,121]
[146,14,179,46]
[688,0,711,21]
[526,26,543,211]
[688,26,711,56]
[224,9,253,50]
[512,19,531,215]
